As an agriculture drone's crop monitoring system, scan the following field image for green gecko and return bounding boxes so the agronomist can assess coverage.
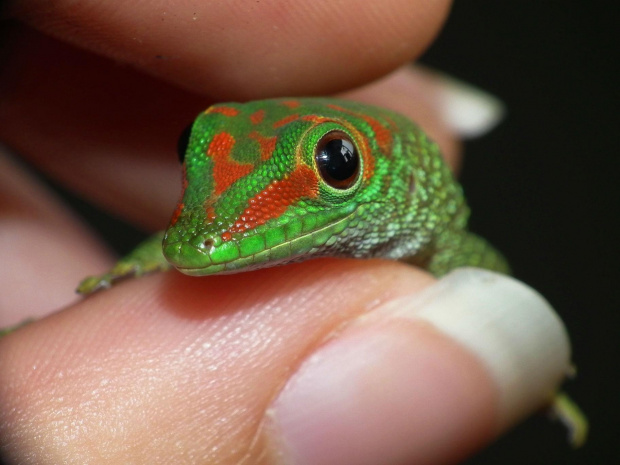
[21,97,593,446]
[79,97,510,291]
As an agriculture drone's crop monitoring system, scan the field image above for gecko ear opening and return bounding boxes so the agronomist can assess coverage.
[177,123,193,164]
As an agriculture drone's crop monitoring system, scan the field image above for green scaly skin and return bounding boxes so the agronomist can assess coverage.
[4,98,587,445]
[79,97,509,290]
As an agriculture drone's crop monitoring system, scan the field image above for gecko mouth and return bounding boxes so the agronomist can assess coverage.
[165,211,357,276]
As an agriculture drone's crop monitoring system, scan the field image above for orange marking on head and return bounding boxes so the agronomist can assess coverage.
[326,104,392,155]
[207,106,240,117]
[250,109,265,124]
[359,135,375,181]
[326,103,347,112]
[360,114,392,155]
[226,165,318,235]
[281,100,301,109]
[221,231,232,242]
[301,114,331,124]
[205,206,216,221]
[249,131,277,161]
[273,114,299,129]
[207,132,254,195]
[385,115,398,132]
[170,203,184,226]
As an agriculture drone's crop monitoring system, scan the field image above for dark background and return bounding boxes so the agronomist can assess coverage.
[3,1,618,464]
[419,1,618,463]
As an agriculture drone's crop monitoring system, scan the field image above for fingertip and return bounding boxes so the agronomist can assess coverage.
[12,0,452,98]
[406,268,571,430]
[265,268,571,465]
[0,260,431,463]
[266,321,495,465]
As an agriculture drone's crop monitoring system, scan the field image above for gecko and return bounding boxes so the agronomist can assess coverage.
[14,97,592,446]
[78,97,510,291]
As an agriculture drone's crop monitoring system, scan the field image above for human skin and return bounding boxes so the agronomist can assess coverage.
[0,1,569,464]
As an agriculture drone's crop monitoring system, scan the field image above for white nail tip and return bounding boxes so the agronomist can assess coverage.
[384,268,570,429]
[434,75,505,138]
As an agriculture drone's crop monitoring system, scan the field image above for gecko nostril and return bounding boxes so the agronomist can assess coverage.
[203,238,215,249]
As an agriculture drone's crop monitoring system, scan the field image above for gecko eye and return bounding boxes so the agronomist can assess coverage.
[177,123,193,163]
[315,131,360,189]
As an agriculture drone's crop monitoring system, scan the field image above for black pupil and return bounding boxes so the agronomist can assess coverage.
[177,123,193,163]
[316,133,359,189]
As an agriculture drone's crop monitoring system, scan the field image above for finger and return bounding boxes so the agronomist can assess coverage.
[266,269,570,464]
[0,149,113,325]
[0,28,468,228]
[0,263,570,464]
[9,0,452,98]
[0,25,202,229]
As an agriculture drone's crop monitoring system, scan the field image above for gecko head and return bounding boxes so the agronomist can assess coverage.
[162,98,406,275]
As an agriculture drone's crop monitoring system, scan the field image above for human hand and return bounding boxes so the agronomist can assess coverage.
[0,1,571,463]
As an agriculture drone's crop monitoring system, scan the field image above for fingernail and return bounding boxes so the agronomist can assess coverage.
[382,268,571,430]
[432,71,506,138]
[266,268,570,465]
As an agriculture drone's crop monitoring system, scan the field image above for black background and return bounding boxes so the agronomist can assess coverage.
[2,1,618,464]
[420,2,618,463]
